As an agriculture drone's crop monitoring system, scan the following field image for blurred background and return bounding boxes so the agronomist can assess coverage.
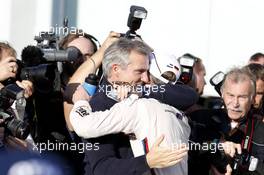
[1,0,264,96]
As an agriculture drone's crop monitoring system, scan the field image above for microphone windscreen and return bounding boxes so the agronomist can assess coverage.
[21,45,44,66]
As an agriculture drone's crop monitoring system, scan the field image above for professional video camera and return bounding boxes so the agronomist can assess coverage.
[22,32,82,65]
[232,150,259,173]
[0,84,30,140]
[121,5,148,39]
[178,53,198,84]
[20,31,82,93]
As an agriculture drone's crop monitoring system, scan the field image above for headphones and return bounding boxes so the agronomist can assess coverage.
[82,33,103,78]
[82,33,101,53]
[59,32,102,87]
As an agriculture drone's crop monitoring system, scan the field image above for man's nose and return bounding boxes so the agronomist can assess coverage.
[141,72,150,83]
[232,97,240,108]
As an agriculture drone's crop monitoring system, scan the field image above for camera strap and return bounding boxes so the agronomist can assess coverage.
[241,116,255,152]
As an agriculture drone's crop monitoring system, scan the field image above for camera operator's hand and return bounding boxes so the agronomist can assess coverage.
[64,31,121,131]
[221,141,242,157]
[100,31,121,51]
[72,85,91,104]
[16,80,34,98]
[0,56,18,81]
[146,135,188,168]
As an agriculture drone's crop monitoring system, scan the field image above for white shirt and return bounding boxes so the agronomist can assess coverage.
[70,94,191,175]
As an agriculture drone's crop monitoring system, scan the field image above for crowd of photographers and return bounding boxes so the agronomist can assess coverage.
[0,7,264,175]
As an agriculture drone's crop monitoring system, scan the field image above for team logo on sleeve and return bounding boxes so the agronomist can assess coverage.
[75,106,90,117]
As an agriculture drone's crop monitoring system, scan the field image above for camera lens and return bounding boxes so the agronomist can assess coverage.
[6,118,30,140]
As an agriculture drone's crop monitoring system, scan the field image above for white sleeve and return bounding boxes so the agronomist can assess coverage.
[70,96,139,138]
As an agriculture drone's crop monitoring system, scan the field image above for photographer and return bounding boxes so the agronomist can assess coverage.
[244,63,264,174]
[0,42,33,98]
[21,30,100,175]
[178,54,207,114]
[190,67,264,175]
[245,63,264,116]
[32,31,99,143]
[172,54,240,175]
[0,42,34,152]
[59,32,100,89]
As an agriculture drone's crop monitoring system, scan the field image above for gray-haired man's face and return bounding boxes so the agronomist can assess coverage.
[222,78,254,121]
[110,51,150,86]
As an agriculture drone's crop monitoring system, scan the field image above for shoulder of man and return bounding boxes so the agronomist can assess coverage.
[89,90,117,112]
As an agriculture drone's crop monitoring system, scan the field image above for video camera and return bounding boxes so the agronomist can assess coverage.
[0,84,30,140]
[121,5,148,39]
[20,31,82,93]
[22,32,82,65]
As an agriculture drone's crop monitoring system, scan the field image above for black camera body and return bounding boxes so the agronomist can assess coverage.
[0,84,30,140]
[232,150,259,173]
[121,5,147,40]
[20,31,82,93]
[35,32,58,49]
[0,111,30,140]
[0,84,24,110]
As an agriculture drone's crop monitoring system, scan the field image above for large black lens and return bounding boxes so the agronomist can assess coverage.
[6,118,30,140]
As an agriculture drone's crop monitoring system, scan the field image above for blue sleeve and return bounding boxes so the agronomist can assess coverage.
[145,83,199,110]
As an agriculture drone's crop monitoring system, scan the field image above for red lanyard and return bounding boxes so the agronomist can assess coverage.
[241,116,255,152]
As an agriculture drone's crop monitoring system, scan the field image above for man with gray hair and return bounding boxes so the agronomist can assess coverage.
[186,67,264,175]
[70,51,191,175]
[81,38,194,175]
[210,67,264,175]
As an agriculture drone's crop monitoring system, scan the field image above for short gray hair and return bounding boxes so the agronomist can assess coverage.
[221,67,256,98]
[102,38,152,78]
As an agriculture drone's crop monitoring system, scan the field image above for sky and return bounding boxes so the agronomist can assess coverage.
[1,0,264,96]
